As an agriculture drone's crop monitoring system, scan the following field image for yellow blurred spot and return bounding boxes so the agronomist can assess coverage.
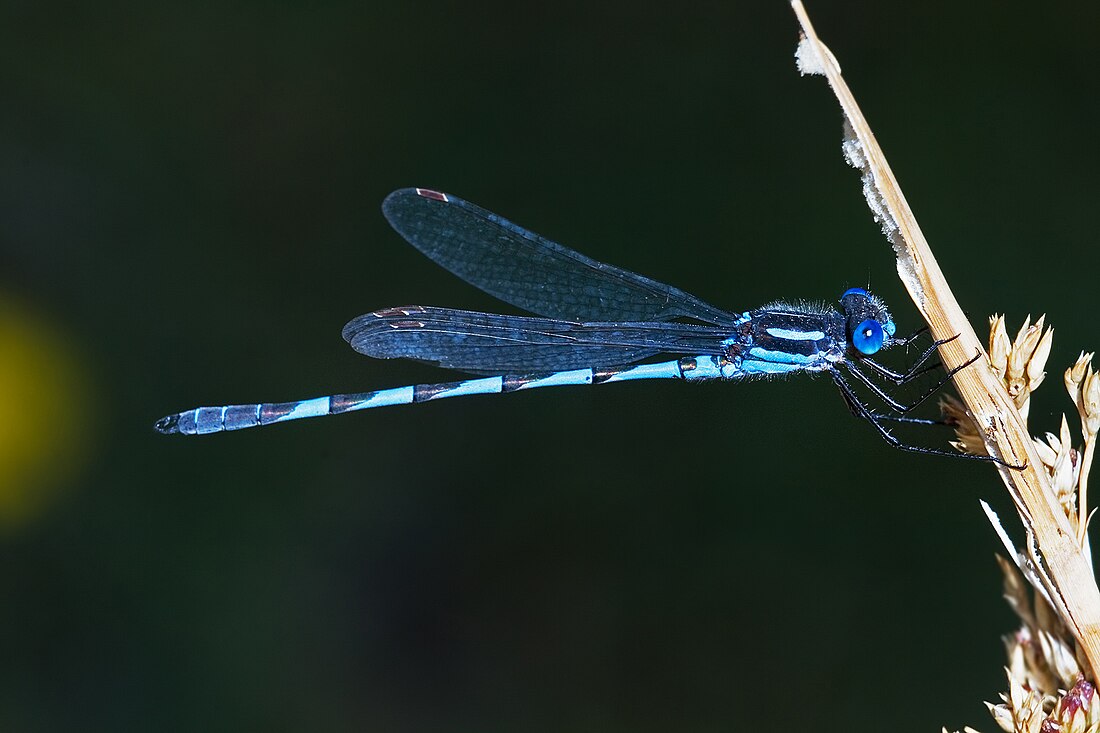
[0,295,89,530]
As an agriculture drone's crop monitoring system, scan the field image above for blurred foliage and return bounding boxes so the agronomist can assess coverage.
[0,295,88,530]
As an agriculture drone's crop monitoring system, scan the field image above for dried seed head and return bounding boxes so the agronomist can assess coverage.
[949,316,1053,455]
[1033,436,1059,470]
[1066,352,1092,395]
[984,559,1097,733]
[1063,353,1099,544]
[1085,370,1100,438]
[1034,416,1083,518]
[1044,678,1099,733]
[1005,315,1052,420]
[1064,353,1100,435]
[991,314,1011,379]
[1029,326,1054,395]
[1002,673,1053,733]
[998,559,1079,690]
[1038,629,1083,688]
[942,393,988,456]
[985,697,1016,732]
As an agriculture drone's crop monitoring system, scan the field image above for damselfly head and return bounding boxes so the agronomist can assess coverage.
[839,287,896,355]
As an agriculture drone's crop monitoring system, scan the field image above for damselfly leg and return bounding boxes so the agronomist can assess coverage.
[861,333,960,385]
[843,349,980,415]
[831,351,1024,469]
[851,334,970,425]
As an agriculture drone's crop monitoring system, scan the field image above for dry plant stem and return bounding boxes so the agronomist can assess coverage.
[790,0,1100,677]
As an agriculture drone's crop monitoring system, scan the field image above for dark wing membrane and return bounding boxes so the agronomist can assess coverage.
[343,305,732,373]
[382,188,742,326]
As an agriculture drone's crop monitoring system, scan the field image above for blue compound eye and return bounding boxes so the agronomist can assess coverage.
[852,319,885,355]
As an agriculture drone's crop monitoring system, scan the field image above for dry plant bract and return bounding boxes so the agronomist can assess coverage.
[790,2,1100,730]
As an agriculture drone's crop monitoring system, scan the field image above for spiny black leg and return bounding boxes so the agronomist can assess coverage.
[894,324,930,347]
[870,414,948,426]
[830,370,1025,468]
[860,355,942,386]
[844,350,982,414]
[863,333,962,385]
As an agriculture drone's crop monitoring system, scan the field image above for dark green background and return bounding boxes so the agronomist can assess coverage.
[3,2,1098,731]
